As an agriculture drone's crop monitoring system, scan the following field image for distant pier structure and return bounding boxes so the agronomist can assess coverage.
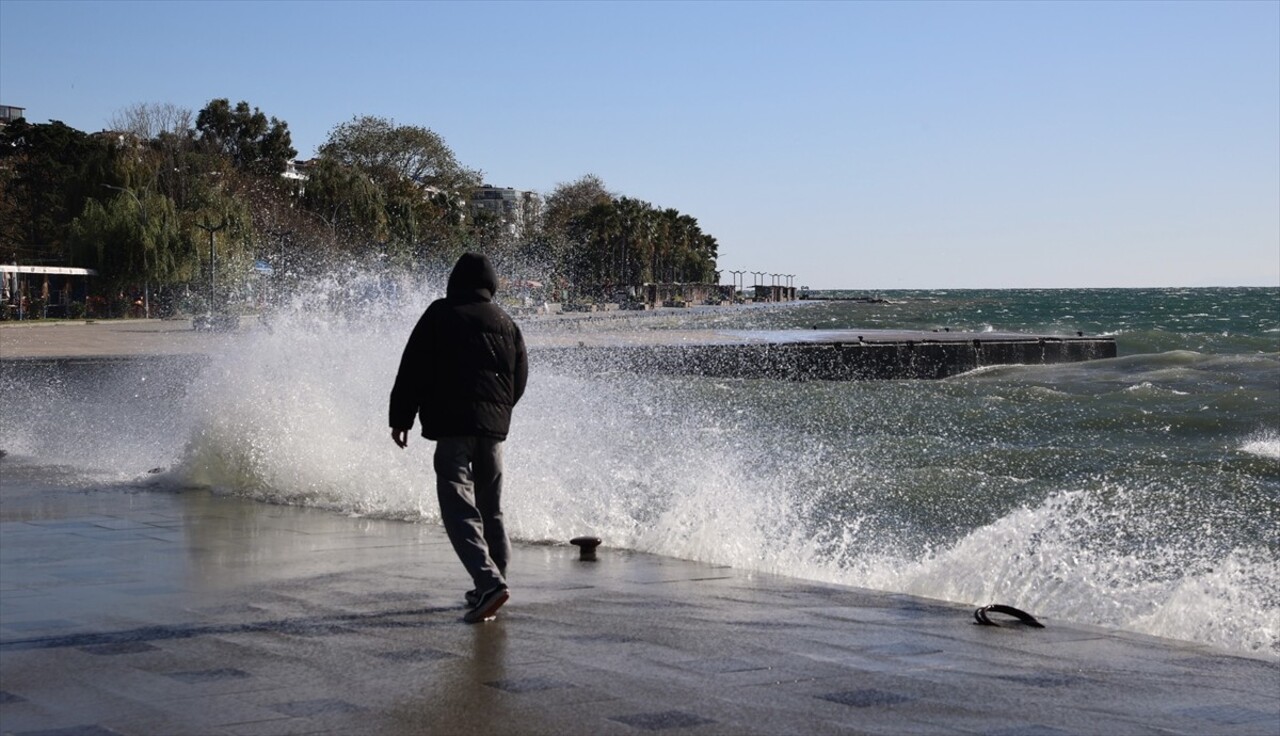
[530,328,1118,381]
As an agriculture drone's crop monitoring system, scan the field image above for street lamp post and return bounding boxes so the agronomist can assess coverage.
[728,270,745,300]
[195,218,228,320]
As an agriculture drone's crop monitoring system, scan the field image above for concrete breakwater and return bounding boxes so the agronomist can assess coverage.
[530,328,1118,380]
[0,319,1117,380]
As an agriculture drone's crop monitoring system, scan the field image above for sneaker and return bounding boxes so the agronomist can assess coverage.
[464,589,480,607]
[463,585,509,624]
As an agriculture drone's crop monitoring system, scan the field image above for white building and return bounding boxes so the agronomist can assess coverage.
[468,185,541,238]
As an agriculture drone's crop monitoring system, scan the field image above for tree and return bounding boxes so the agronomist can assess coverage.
[0,119,118,264]
[195,99,296,176]
[542,174,613,240]
[313,116,480,266]
[68,189,194,293]
[539,174,614,286]
[109,102,193,142]
[556,190,719,295]
[299,157,387,245]
[319,116,480,192]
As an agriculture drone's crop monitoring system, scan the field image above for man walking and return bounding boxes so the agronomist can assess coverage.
[390,253,528,623]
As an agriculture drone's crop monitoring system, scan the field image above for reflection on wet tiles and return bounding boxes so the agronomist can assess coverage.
[1,608,453,653]
[720,620,801,630]
[674,657,769,674]
[374,647,457,662]
[986,726,1076,736]
[485,676,575,693]
[0,689,26,704]
[138,529,184,540]
[7,625,198,652]
[273,622,357,637]
[609,710,716,730]
[118,585,184,596]
[885,598,960,619]
[193,603,271,616]
[165,668,252,684]
[271,698,366,717]
[88,519,155,530]
[21,520,104,530]
[341,590,428,604]
[863,641,945,657]
[49,569,134,583]
[818,689,913,708]
[595,598,693,609]
[564,633,636,644]
[3,619,79,633]
[1178,704,1277,725]
[993,673,1089,688]
[13,725,125,736]
[79,641,159,655]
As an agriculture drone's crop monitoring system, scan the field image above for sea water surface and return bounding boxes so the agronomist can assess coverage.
[2,285,1277,658]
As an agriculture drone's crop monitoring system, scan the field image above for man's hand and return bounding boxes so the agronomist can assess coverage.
[391,428,408,449]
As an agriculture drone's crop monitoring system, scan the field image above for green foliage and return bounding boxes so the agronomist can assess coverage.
[69,185,204,293]
[68,197,139,287]
[298,116,486,267]
[2,104,721,315]
[195,99,296,176]
[542,174,612,237]
[300,157,387,242]
[558,191,717,292]
[0,119,119,264]
[319,116,480,191]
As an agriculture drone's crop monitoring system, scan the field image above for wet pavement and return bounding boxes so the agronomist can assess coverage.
[1,459,1277,736]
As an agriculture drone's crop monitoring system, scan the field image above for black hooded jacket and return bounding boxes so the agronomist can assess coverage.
[389,253,528,441]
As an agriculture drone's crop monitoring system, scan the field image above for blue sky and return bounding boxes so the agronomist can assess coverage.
[2,0,1276,289]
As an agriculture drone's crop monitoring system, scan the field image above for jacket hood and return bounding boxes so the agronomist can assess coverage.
[446,252,498,301]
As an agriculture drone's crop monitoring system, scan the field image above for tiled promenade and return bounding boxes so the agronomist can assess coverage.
[2,320,1278,735]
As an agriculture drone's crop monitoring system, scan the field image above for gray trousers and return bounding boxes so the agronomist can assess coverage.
[433,436,509,593]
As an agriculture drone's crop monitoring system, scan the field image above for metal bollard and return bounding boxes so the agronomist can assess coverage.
[570,536,602,561]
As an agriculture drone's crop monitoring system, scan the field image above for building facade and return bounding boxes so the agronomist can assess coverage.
[468,185,541,238]
[0,104,24,127]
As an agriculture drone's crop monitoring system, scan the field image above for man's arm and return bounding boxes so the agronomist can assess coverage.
[512,325,528,404]
[389,311,432,444]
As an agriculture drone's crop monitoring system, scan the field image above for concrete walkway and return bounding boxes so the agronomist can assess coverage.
[2,458,1277,736]
[0,319,235,360]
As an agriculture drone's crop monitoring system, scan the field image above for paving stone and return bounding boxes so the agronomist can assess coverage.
[608,709,717,730]
[165,667,253,684]
[12,726,125,736]
[817,688,915,708]
[270,698,367,718]
[486,675,577,693]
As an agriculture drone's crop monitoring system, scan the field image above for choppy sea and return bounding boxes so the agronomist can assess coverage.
[2,285,1277,658]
